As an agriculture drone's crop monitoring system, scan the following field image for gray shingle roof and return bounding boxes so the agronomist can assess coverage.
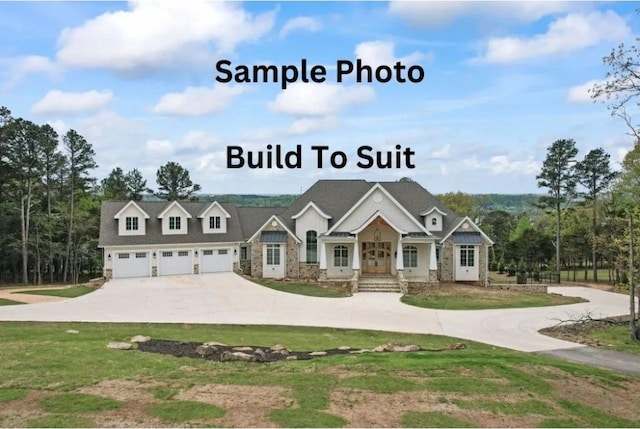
[98,180,489,248]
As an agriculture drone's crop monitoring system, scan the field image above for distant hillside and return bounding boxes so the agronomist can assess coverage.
[196,193,543,214]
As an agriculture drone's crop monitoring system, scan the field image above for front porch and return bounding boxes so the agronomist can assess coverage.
[317,215,439,293]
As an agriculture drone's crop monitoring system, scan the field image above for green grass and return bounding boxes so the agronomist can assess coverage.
[401,411,476,428]
[146,400,225,423]
[39,393,121,413]
[586,325,640,355]
[401,291,585,310]
[249,278,350,297]
[270,409,348,428]
[15,286,95,298]
[0,297,24,306]
[0,322,639,427]
[26,415,95,428]
[0,388,27,403]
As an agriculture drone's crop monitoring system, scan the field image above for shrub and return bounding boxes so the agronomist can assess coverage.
[497,260,505,274]
[507,261,517,277]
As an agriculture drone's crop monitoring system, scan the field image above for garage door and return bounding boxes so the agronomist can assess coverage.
[113,251,150,279]
[200,248,232,273]
[159,250,192,276]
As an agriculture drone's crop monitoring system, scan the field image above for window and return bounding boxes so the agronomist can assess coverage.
[218,249,228,255]
[162,251,173,257]
[403,246,418,268]
[118,253,129,259]
[306,230,318,263]
[431,217,437,226]
[203,249,214,256]
[169,216,181,230]
[460,245,475,267]
[240,245,249,260]
[125,216,138,231]
[209,216,221,229]
[334,245,349,267]
[178,251,189,257]
[266,244,280,265]
[135,252,147,259]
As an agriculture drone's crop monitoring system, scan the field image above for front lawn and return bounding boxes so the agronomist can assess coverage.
[0,322,639,427]
[250,278,350,297]
[14,286,96,298]
[401,285,586,310]
[0,297,24,306]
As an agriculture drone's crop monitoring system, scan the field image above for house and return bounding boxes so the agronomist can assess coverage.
[98,180,493,292]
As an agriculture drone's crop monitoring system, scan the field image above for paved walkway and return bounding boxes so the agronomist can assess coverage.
[539,347,640,377]
[0,287,70,304]
[0,274,631,356]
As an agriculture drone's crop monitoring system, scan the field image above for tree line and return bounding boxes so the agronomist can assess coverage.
[0,107,202,285]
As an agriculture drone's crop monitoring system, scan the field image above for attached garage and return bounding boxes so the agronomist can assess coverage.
[200,248,233,273]
[113,251,150,279]
[159,250,193,276]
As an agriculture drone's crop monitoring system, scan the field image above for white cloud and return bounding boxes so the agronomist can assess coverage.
[152,85,247,116]
[354,40,424,68]
[2,55,60,89]
[178,130,221,151]
[288,116,341,135]
[462,154,539,175]
[269,83,375,116]
[56,1,276,73]
[388,1,578,27]
[32,89,113,115]
[567,79,607,103]
[431,143,452,159]
[279,16,321,39]
[146,139,173,154]
[480,11,630,64]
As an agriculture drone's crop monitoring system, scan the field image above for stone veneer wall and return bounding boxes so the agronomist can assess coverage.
[406,270,439,294]
[487,284,548,293]
[286,236,299,278]
[105,268,113,280]
[250,222,300,279]
[440,240,455,282]
[239,260,251,275]
[478,244,488,286]
[194,264,199,275]
[299,263,319,279]
[251,244,263,278]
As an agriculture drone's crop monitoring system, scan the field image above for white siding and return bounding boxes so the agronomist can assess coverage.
[326,243,354,278]
[335,189,419,233]
[117,205,146,236]
[426,213,443,232]
[201,204,228,234]
[295,207,328,263]
[402,243,430,278]
[161,205,188,235]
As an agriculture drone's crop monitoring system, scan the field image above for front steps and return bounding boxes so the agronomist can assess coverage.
[357,275,402,293]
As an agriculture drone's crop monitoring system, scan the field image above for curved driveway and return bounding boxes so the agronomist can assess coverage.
[0,273,630,353]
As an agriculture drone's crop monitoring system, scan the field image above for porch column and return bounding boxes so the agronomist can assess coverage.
[352,237,360,270]
[429,242,438,270]
[319,239,327,270]
[396,235,404,271]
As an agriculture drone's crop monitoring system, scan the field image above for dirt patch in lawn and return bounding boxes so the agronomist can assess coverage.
[177,384,293,428]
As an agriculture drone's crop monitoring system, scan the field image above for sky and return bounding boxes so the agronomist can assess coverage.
[1,1,638,195]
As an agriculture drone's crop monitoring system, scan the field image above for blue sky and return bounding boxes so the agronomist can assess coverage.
[1,1,637,195]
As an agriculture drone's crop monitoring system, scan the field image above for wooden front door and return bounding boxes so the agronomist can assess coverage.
[362,242,391,274]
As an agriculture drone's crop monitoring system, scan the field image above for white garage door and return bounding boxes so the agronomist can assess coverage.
[113,251,150,279]
[159,250,193,276]
[200,248,233,273]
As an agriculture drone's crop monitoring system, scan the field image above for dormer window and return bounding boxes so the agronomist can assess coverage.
[431,217,437,226]
[209,216,221,230]
[169,216,181,230]
[125,216,139,231]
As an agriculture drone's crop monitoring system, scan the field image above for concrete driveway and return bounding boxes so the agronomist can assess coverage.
[0,273,630,353]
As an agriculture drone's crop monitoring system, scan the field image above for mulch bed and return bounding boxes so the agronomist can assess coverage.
[540,315,633,347]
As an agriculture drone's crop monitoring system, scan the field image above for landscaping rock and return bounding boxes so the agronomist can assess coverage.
[309,351,327,356]
[65,329,79,334]
[286,356,298,361]
[131,335,151,343]
[195,345,218,357]
[107,342,133,350]
[204,341,228,346]
[349,349,371,354]
[270,344,287,351]
[373,343,421,352]
[338,346,351,350]
[232,346,254,352]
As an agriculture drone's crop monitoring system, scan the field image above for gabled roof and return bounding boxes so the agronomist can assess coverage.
[420,206,447,217]
[157,201,192,219]
[113,201,150,219]
[197,201,231,219]
[349,211,408,235]
[247,215,301,244]
[440,216,494,245]
[327,183,429,235]
[291,201,331,220]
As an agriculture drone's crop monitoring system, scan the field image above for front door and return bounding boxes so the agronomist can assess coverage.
[361,242,391,274]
